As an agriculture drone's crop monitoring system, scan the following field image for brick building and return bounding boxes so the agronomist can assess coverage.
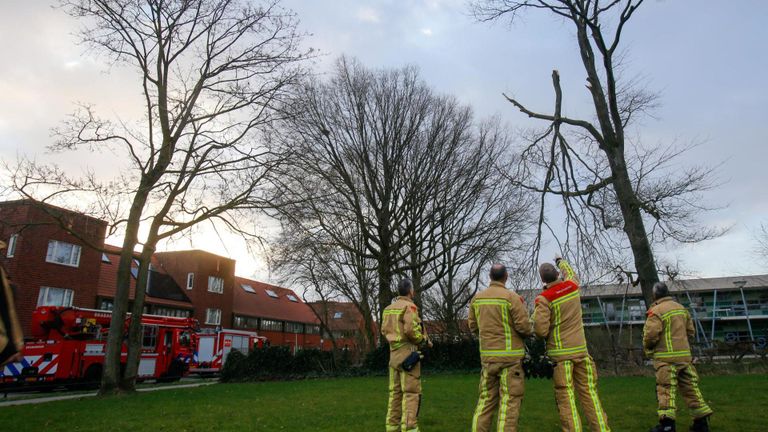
[232,277,321,351]
[0,200,107,331]
[308,301,372,353]
[152,250,237,329]
[96,245,195,318]
[0,199,327,352]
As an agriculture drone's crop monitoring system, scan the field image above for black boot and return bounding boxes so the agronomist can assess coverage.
[650,417,676,432]
[689,416,710,432]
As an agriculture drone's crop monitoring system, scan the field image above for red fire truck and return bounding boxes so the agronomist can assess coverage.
[0,306,198,390]
[190,329,267,375]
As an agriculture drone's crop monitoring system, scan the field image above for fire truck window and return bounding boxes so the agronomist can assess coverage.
[142,325,158,349]
[164,331,172,347]
[179,331,191,347]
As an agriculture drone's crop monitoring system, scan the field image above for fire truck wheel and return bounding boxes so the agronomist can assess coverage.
[159,360,184,383]
[82,364,103,389]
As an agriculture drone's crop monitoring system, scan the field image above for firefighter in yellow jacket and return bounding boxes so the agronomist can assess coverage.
[644,282,713,432]
[468,264,532,432]
[533,257,610,432]
[382,278,431,432]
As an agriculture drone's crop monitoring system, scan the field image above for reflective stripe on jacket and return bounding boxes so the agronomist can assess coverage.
[533,260,589,361]
[643,296,694,363]
[468,281,532,362]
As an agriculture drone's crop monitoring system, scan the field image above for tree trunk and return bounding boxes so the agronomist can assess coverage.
[99,192,148,395]
[120,246,155,391]
[377,263,393,340]
[606,149,659,307]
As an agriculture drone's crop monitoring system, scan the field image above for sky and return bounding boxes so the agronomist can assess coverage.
[0,0,766,285]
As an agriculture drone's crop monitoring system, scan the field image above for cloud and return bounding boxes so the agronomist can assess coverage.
[420,28,433,37]
[356,7,380,23]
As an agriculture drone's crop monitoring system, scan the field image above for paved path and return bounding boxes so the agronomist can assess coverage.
[0,381,216,407]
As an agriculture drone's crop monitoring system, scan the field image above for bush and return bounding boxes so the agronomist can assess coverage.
[222,340,556,382]
[221,347,334,382]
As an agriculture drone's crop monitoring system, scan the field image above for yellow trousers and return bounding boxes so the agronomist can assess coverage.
[654,361,713,420]
[552,356,610,432]
[386,363,421,432]
[471,361,525,432]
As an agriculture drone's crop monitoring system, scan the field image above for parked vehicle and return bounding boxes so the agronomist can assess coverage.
[190,328,266,375]
[0,306,198,390]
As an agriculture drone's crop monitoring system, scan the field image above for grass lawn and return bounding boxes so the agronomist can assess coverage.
[0,373,765,431]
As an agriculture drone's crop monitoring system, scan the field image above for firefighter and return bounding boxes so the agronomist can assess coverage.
[468,264,532,432]
[533,257,611,432]
[382,278,431,432]
[644,282,713,432]
[0,240,24,367]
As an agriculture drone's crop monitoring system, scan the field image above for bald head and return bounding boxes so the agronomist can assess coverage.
[489,264,508,283]
[539,263,559,284]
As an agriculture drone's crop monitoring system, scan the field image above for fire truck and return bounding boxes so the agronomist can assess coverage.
[0,306,198,390]
[190,328,267,375]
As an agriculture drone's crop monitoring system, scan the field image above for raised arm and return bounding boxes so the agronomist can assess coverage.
[556,257,580,285]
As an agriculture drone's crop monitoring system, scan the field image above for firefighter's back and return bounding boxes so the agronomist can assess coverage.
[537,279,588,360]
[647,297,692,362]
[471,282,529,362]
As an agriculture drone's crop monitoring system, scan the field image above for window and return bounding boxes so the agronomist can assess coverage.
[153,307,191,318]
[37,287,74,307]
[99,299,114,311]
[101,253,111,263]
[265,289,279,298]
[230,335,250,354]
[241,284,256,293]
[285,322,304,334]
[205,308,221,325]
[186,273,194,290]
[306,325,321,335]
[286,294,298,302]
[6,234,18,258]
[260,319,282,332]
[333,312,343,319]
[208,276,224,294]
[45,240,81,267]
[142,325,159,349]
[233,315,259,329]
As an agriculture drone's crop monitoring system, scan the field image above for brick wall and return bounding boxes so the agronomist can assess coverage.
[154,250,236,329]
[0,201,107,333]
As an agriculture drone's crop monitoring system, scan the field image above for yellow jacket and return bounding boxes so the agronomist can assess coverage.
[468,281,531,362]
[533,260,589,361]
[381,296,426,368]
[643,296,694,363]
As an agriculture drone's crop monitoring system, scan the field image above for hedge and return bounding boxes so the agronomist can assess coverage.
[222,339,554,382]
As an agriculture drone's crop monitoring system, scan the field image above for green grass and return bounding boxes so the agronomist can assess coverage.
[0,374,765,431]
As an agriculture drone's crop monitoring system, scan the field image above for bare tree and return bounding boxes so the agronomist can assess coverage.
[272,224,379,350]
[270,58,532,336]
[757,223,768,259]
[9,0,308,394]
[472,0,722,305]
